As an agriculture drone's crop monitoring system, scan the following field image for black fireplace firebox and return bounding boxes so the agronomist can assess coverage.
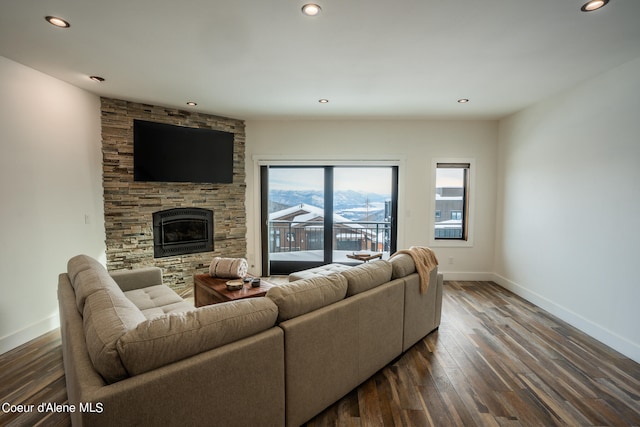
[153,208,214,258]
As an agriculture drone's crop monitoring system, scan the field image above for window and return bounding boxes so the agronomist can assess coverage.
[434,163,469,241]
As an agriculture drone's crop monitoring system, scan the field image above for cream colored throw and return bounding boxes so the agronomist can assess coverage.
[390,246,438,294]
[209,257,248,279]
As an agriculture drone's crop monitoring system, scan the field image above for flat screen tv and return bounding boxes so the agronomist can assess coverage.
[133,119,234,184]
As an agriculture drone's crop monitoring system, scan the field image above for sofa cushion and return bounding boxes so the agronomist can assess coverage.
[74,267,122,313]
[288,263,352,282]
[340,260,393,296]
[389,253,417,279]
[125,285,194,319]
[109,266,163,292]
[266,273,348,322]
[116,298,278,376]
[83,287,146,383]
[138,301,195,320]
[67,254,107,288]
[124,285,185,310]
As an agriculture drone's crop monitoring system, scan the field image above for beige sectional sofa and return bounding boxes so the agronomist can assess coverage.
[58,255,284,427]
[58,253,442,426]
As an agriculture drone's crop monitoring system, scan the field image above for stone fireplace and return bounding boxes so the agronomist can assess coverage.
[100,98,247,291]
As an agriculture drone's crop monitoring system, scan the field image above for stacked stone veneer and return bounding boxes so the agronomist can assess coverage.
[101,98,246,291]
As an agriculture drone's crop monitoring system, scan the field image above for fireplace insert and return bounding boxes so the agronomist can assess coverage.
[153,208,214,258]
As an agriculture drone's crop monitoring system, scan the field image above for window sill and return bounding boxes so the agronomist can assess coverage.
[429,239,474,248]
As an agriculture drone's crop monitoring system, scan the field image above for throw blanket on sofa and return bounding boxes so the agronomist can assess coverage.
[209,257,248,279]
[390,246,438,294]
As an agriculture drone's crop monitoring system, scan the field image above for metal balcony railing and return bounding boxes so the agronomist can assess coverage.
[268,220,391,253]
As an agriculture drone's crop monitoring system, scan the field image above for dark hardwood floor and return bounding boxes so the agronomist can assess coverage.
[2,281,639,426]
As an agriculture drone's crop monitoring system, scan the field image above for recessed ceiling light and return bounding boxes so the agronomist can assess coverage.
[318,99,329,104]
[457,98,470,103]
[302,4,322,16]
[186,101,198,106]
[89,75,105,82]
[45,16,70,28]
[581,0,609,12]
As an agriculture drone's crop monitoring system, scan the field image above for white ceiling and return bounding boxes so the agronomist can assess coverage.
[1,0,639,120]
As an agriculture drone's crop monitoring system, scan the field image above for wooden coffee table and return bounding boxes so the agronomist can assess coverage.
[193,274,275,307]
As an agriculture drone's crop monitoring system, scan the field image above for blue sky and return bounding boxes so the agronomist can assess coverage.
[269,167,392,194]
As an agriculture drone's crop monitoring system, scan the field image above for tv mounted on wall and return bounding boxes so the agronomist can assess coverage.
[133,119,234,184]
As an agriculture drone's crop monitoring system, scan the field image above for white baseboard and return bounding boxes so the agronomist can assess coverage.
[0,313,60,355]
[492,273,640,364]
[439,271,495,281]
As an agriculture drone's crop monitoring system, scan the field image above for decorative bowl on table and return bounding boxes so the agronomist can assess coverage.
[225,280,244,291]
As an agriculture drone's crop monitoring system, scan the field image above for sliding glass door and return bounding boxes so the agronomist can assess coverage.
[332,167,396,263]
[262,166,326,274]
[261,165,398,275]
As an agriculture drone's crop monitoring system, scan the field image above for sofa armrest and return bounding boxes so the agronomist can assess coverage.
[110,267,163,291]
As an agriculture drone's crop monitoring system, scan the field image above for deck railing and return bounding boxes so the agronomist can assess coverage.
[269,220,391,253]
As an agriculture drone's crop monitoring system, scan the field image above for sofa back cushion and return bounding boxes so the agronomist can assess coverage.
[116,298,279,376]
[73,267,121,313]
[266,273,347,322]
[67,254,105,286]
[67,254,127,314]
[83,288,146,383]
[340,260,392,296]
[389,253,417,279]
[109,266,163,292]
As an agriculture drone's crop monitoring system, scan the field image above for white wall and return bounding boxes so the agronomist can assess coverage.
[495,57,640,362]
[245,119,498,279]
[0,56,105,354]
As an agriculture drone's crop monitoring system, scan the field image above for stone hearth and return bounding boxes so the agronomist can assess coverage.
[101,98,247,291]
